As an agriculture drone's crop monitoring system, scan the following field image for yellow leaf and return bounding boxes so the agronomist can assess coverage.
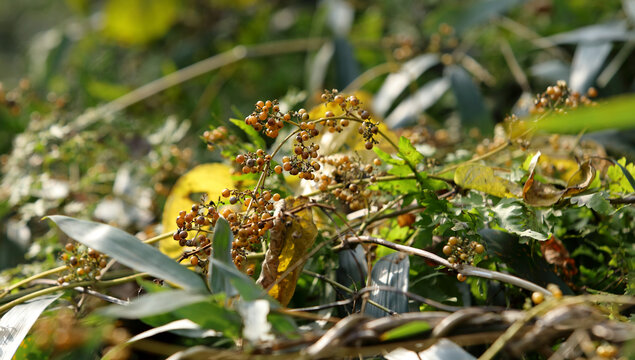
[454,163,521,198]
[160,163,234,258]
[257,197,317,306]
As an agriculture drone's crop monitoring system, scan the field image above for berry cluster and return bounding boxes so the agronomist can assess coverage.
[203,126,231,151]
[58,242,108,284]
[172,201,218,270]
[317,155,383,211]
[221,188,281,271]
[236,149,272,174]
[441,236,485,266]
[244,99,293,139]
[529,80,597,115]
[429,23,459,65]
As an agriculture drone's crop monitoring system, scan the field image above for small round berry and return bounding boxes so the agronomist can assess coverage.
[448,236,459,246]
[474,244,485,254]
[587,87,598,98]
[365,141,373,150]
[334,95,345,104]
[274,165,283,174]
[256,100,265,108]
[456,273,467,282]
[222,188,231,198]
[69,256,78,266]
[373,159,382,166]
[272,193,281,201]
[236,154,245,164]
[325,110,335,118]
[190,256,199,266]
[360,110,370,119]
[442,245,453,256]
[65,243,75,252]
[179,230,188,239]
[531,291,544,304]
[229,196,238,205]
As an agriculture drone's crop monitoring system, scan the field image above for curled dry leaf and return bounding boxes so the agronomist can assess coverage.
[523,152,596,207]
[257,196,318,306]
[540,236,577,279]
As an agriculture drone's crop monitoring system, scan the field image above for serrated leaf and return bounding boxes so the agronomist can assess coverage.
[446,65,493,135]
[607,158,635,193]
[398,136,424,165]
[0,294,61,360]
[373,147,405,166]
[454,163,521,198]
[209,217,234,295]
[491,198,550,241]
[366,252,409,318]
[229,118,266,150]
[380,321,431,341]
[47,215,208,292]
[570,193,614,215]
[161,163,234,258]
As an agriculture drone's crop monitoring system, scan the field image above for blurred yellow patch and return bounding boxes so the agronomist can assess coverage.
[161,163,234,258]
[104,0,180,45]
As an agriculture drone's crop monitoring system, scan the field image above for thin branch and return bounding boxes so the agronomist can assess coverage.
[73,287,129,306]
[0,265,67,298]
[345,235,551,295]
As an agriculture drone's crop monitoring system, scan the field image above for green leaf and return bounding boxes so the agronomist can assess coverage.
[398,136,424,165]
[229,118,266,150]
[373,146,405,166]
[607,158,635,193]
[209,217,235,295]
[100,290,209,319]
[47,215,208,292]
[446,65,493,135]
[570,193,614,215]
[536,95,635,133]
[380,321,431,341]
[491,198,550,241]
[0,294,61,360]
[366,252,409,317]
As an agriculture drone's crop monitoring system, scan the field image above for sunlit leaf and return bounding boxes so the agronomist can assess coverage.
[161,163,235,258]
[257,197,317,306]
[0,294,61,360]
[535,94,635,133]
[380,321,430,341]
[103,0,181,45]
[374,54,440,116]
[100,290,209,319]
[229,118,266,150]
[570,42,612,93]
[47,215,208,292]
[491,198,550,241]
[454,163,521,198]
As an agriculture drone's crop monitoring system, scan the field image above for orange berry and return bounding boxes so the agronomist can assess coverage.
[222,188,231,198]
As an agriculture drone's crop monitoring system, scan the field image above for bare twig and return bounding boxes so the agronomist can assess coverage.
[345,235,551,295]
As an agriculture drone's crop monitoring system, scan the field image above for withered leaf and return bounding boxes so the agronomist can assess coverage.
[257,197,317,306]
[523,152,596,207]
